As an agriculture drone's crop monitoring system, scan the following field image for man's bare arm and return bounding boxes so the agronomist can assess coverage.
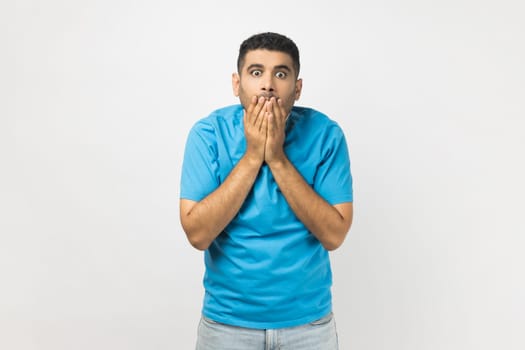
[180,156,262,250]
[265,98,353,250]
[267,159,353,251]
[180,96,269,250]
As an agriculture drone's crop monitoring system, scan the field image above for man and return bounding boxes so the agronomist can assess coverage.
[180,32,353,349]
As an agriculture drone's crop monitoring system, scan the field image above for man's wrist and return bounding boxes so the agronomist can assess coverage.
[242,151,265,168]
[266,153,288,170]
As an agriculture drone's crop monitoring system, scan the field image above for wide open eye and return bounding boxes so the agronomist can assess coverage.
[251,70,262,77]
[275,71,287,79]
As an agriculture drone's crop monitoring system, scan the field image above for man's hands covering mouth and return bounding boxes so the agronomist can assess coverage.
[243,95,288,166]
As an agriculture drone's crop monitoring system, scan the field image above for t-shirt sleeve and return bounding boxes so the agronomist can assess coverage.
[314,125,353,205]
[180,121,220,201]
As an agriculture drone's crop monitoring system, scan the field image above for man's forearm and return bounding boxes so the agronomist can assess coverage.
[267,157,353,251]
[180,156,262,250]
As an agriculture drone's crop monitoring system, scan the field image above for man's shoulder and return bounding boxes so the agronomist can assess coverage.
[187,105,243,142]
[196,104,243,126]
[291,106,340,129]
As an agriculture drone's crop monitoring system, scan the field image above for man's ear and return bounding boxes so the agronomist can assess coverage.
[295,78,303,100]
[232,73,240,97]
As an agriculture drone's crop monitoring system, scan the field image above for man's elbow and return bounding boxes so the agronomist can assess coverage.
[184,228,212,251]
[188,235,210,251]
[322,224,352,251]
[322,236,345,251]
[181,219,212,251]
[324,203,353,251]
[182,219,218,251]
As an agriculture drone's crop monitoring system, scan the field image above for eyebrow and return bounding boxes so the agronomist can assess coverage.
[274,64,292,72]
[246,63,292,72]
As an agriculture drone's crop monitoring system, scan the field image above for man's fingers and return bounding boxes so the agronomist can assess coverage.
[245,96,265,125]
[251,96,266,124]
[276,98,287,122]
[267,110,276,134]
[267,97,281,123]
[259,110,268,136]
[245,95,258,118]
[256,104,267,131]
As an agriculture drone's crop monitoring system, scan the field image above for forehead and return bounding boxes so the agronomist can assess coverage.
[241,49,295,72]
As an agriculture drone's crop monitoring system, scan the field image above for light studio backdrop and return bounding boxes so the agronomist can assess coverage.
[1,1,524,349]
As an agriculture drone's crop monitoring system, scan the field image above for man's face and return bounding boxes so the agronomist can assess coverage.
[232,49,302,116]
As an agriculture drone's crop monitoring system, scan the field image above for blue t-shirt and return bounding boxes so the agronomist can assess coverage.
[180,104,353,329]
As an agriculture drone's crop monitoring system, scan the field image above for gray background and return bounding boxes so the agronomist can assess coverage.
[2,0,524,349]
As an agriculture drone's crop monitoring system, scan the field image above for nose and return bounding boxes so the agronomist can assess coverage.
[260,74,274,93]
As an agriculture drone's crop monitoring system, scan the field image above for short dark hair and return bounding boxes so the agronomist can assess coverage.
[237,32,300,77]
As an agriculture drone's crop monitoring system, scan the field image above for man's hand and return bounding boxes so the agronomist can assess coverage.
[265,97,288,165]
[244,96,270,165]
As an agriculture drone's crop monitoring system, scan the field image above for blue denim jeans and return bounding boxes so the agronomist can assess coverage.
[196,312,338,350]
